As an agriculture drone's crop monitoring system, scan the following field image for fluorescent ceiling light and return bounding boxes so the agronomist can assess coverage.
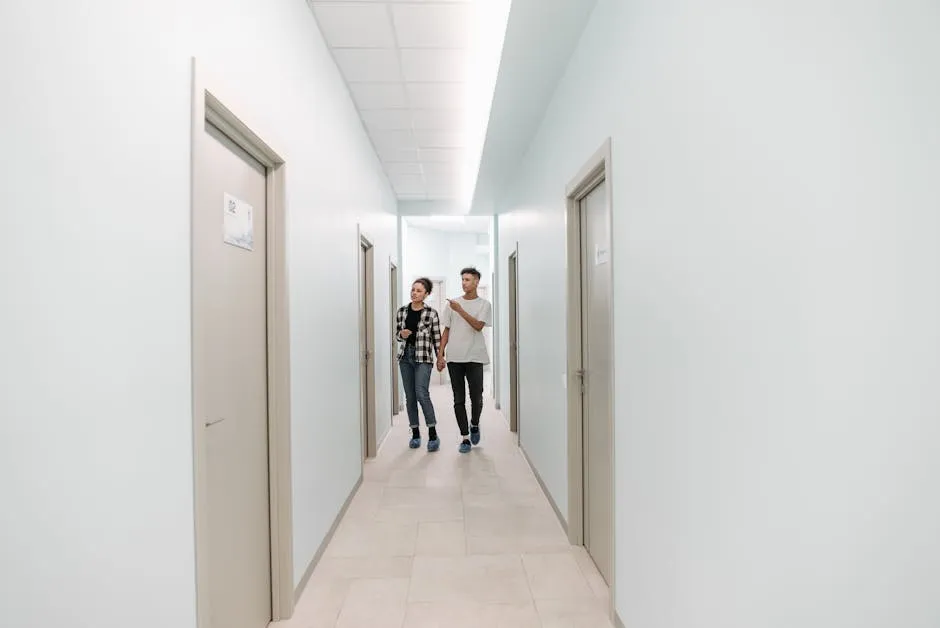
[458,0,512,207]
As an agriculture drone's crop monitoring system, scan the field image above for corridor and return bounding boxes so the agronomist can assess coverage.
[279,384,613,628]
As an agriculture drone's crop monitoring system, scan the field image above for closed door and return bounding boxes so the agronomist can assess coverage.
[195,122,272,628]
[580,179,613,584]
[390,264,400,414]
[360,241,376,459]
[508,253,519,434]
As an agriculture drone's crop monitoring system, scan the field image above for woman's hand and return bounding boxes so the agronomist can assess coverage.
[436,357,446,372]
[400,329,412,339]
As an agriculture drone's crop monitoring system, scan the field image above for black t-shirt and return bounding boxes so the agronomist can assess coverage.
[405,306,422,345]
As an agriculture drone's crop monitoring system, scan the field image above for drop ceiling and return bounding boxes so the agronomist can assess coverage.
[309,0,474,201]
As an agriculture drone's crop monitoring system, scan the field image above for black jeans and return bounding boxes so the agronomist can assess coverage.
[447,362,484,436]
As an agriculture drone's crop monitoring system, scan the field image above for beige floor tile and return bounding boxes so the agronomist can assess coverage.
[325,520,417,557]
[416,521,467,555]
[409,554,532,603]
[570,546,611,598]
[311,556,413,581]
[522,552,595,600]
[276,576,350,628]
[335,577,410,628]
[536,598,615,628]
[403,601,541,628]
[466,533,572,556]
[294,384,614,628]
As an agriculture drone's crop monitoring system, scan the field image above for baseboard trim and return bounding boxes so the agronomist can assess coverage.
[376,420,394,456]
[519,444,568,535]
[293,473,364,603]
[614,610,625,628]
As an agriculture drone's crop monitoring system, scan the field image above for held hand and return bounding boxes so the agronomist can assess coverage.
[447,299,464,313]
[400,329,413,339]
[436,358,446,372]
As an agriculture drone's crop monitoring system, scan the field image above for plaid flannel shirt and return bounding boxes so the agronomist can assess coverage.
[396,304,441,363]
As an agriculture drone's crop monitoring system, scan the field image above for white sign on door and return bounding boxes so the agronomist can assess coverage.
[595,245,609,266]
[223,193,254,251]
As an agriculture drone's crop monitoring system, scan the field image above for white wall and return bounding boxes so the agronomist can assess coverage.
[496,1,940,626]
[0,1,397,626]
[402,224,491,304]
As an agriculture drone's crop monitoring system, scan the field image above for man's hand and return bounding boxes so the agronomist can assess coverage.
[436,357,446,372]
[447,299,464,313]
[400,329,412,339]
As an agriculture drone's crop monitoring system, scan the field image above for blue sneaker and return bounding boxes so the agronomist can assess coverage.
[427,438,440,452]
[409,437,421,449]
[470,425,481,445]
[459,440,472,454]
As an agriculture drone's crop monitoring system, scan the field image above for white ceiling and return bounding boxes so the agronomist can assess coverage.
[309,0,476,202]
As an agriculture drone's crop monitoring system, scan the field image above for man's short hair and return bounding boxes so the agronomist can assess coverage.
[460,267,481,280]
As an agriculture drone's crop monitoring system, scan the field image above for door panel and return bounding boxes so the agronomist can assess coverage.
[360,245,369,460]
[508,254,519,433]
[197,122,271,628]
[390,265,400,414]
[581,179,613,585]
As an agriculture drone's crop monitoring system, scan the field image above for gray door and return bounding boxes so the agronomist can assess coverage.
[195,122,272,628]
[390,263,400,414]
[580,179,613,584]
[360,241,376,459]
[508,253,519,434]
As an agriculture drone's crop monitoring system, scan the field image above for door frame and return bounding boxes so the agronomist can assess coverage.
[358,229,377,459]
[565,138,615,617]
[389,260,401,415]
[190,60,295,626]
[508,248,520,434]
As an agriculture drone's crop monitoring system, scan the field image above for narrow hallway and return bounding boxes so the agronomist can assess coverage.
[279,384,613,628]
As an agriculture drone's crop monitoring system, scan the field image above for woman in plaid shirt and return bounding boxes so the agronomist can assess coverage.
[396,278,443,451]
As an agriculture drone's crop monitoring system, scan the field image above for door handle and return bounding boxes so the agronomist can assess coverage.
[205,417,227,427]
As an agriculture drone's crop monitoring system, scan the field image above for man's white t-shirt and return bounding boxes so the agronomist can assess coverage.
[440,296,493,364]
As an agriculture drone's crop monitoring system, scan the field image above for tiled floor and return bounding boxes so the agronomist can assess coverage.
[276,383,614,628]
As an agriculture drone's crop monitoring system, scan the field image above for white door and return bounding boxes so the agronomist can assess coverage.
[580,179,613,585]
[195,122,272,628]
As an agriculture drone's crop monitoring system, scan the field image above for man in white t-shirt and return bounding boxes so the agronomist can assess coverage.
[437,267,493,453]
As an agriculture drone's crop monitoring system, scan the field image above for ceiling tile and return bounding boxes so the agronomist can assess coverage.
[401,49,466,82]
[419,147,464,162]
[360,109,414,130]
[397,193,429,201]
[390,173,427,195]
[313,4,396,48]
[421,160,462,176]
[385,162,423,176]
[414,129,465,148]
[333,49,401,82]
[423,177,461,194]
[376,145,419,163]
[412,109,463,130]
[349,83,408,109]
[406,83,465,109]
[371,129,417,151]
[391,4,472,49]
